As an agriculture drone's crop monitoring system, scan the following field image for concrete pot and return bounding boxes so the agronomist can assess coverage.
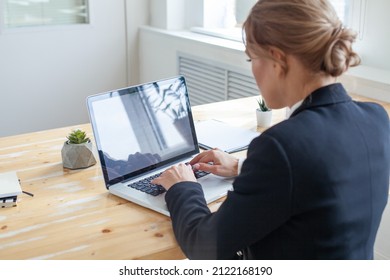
[256,109,272,128]
[61,141,96,169]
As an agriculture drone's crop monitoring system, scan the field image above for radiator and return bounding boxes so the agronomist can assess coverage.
[178,53,259,106]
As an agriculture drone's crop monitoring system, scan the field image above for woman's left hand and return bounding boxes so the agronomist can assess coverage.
[151,163,197,190]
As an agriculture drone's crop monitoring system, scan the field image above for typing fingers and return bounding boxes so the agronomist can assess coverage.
[190,149,220,165]
[152,163,196,190]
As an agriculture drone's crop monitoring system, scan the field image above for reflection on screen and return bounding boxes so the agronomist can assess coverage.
[91,77,196,182]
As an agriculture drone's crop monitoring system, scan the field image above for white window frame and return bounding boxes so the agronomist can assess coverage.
[192,0,364,42]
[348,0,367,40]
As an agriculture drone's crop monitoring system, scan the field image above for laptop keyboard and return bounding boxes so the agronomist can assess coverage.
[193,170,210,179]
[128,173,166,196]
[128,166,210,196]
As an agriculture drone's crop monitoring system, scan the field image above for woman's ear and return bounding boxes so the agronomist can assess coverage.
[268,47,288,76]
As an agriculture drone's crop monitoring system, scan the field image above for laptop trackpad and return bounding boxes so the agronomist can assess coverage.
[198,175,233,203]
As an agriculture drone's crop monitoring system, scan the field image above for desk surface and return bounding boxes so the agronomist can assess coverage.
[0,95,388,260]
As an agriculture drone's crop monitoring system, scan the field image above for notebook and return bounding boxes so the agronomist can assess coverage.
[195,119,259,153]
[0,172,22,208]
[87,76,233,216]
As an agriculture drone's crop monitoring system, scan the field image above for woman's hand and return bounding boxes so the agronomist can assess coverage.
[190,148,239,177]
[152,149,239,190]
[152,163,197,191]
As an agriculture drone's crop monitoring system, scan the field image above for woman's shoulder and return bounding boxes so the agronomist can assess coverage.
[248,120,294,153]
[354,100,389,118]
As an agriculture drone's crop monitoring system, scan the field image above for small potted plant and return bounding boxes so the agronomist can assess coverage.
[61,129,96,169]
[256,97,272,127]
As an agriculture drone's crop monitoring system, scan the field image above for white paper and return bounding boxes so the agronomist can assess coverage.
[195,119,259,153]
[0,171,22,198]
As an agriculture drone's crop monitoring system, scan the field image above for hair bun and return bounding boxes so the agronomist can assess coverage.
[323,27,361,77]
[243,0,361,77]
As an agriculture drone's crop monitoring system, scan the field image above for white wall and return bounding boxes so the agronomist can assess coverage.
[0,0,150,137]
[149,0,209,30]
[150,0,186,30]
[353,0,390,71]
[139,26,249,83]
[125,0,151,85]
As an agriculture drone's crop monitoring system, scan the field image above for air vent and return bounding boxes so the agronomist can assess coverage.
[178,53,259,106]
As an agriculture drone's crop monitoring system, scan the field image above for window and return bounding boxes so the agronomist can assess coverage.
[236,0,351,26]
[328,0,351,25]
[193,0,352,42]
[2,0,89,28]
[235,0,257,25]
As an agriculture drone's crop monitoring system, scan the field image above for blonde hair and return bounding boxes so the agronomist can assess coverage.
[243,0,361,77]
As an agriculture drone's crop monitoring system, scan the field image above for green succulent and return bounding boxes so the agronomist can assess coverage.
[66,129,90,144]
[257,97,271,112]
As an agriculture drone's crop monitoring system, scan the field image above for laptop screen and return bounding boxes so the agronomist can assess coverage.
[87,76,199,187]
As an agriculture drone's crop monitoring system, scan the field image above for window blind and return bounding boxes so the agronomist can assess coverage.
[3,0,89,28]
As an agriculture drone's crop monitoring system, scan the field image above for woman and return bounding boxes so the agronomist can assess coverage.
[152,0,389,259]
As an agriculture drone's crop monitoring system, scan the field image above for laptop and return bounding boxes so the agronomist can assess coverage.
[86,76,233,216]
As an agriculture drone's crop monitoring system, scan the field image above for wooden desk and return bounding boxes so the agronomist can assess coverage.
[0,95,388,260]
[0,96,265,260]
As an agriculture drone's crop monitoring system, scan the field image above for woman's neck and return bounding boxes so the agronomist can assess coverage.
[285,56,337,107]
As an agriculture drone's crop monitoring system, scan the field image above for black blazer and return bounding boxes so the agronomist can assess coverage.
[165,84,390,259]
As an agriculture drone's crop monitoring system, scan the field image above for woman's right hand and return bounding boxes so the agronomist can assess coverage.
[190,148,239,177]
